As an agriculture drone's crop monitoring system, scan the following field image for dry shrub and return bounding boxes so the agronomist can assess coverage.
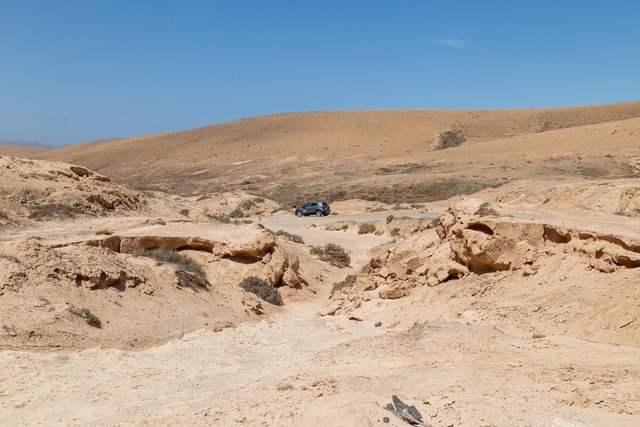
[136,248,203,275]
[28,203,83,220]
[273,229,304,244]
[0,254,20,263]
[358,223,376,234]
[229,207,244,218]
[240,199,256,210]
[434,125,465,150]
[179,208,190,217]
[332,274,357,294]
[96,229,113,235]
[390,227,400,236]
[239,276,283,306]
[386,215,395,224]
[2,325,17,336]
[68,305,101,328]
[530,115,551,132]
[207,213,231,223]
[475,202,498,217]
[310,243,350,268]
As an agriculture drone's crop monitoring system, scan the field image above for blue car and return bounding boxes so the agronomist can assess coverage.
[295,201,331,217]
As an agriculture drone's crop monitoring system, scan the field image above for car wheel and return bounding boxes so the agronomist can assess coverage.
[295,210,303,217]
[315,210,323,217]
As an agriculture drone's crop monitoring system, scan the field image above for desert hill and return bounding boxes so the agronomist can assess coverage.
[0,140,53,157]
[35,101,640,204]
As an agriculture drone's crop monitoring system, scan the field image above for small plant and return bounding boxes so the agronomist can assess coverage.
[332,274,357,294]
[310,243,350,268]
[136,248,203,275]
[386,215,395,224]
[390,227,400,236]
[68,305,101,328]
[28,203,83,220]
[341,224,349,231]
[532,333,546,339]
[96,229,113,235]
[179,208,190,217]
[434,124,465,150]
[239,276,283,306]
[207,213,231,223]
[475,202,498,217]
[530,115,551,132]
[0,254,20,263]
[358,223,376,234]
[229,207,244,218]
[273,230,304,244]
[240,199,256,210]
[2,324,17,336]
[309,246,323,256]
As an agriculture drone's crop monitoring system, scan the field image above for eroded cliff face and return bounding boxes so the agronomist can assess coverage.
[323,205,640,347]
[0,157,147,226]
[0,223,312,350]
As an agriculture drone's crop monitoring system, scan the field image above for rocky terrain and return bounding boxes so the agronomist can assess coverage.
[1,103,640,426]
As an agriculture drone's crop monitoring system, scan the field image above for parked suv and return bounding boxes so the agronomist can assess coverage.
[295,201,331,217]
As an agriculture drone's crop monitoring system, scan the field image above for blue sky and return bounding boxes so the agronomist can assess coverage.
[1,0,639,146]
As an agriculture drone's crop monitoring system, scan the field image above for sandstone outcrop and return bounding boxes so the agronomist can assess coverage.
[248,248,303,288]
[323,205,640,315]
[0,156,146,223]
[86,229,276,260]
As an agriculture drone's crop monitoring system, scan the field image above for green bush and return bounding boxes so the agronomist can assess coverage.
[239,276,283,306]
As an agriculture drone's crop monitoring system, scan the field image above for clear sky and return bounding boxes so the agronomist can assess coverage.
[1,0,639,146]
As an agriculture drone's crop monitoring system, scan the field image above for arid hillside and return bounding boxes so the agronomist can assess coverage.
[35,101,640,204]
[0,144,47,157]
